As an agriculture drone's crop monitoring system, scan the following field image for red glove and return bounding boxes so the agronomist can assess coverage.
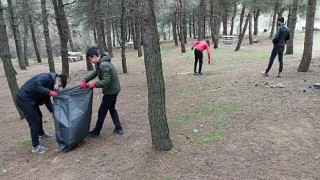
[80,79,87,89]
[89,82,95,89]
[49,90,57,96]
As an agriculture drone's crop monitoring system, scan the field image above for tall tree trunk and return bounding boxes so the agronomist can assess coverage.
[134,1,142,57]
[121,0,128,73]
[0,2,24,119]
[41,0,55,72]
[221,0,228,35]
[192,9,196,39]
[235,11,251,51]
[172,8,179,46]
[203,2,206,38]
[210,0,214,43]
[115,23,121,46]
[28,3,41,63]
[230,0,237,35]
[23,0,29,66]
[94,0,105,54]
[93,28,97,44]
[7,0,26,70]
[239,4,245,35]
[137,0,172,151]
[269,3,278,39]
[249,13,253,44]
[112,22,116,47]
[105,0,113,57]
[253,9,260,35]
[213,0,222,49]
[189,19,192,38]
[287,5,292,28]
[298,0,316,72]
[53,0,69,77]
[179,0,186,53]
[198,0,205,40]
[183,7,187,44]
[102,26,108,51]
[286,0,299,55]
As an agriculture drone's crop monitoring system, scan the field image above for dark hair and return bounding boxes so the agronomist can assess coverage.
[57,74,68,88]
[277,17,284,23]
[86,47,99,59]
[206,40,210,46]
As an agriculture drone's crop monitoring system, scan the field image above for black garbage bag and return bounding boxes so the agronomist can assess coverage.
[53,86,93,152]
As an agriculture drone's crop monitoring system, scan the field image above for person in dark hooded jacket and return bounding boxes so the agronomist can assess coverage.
[16,73,67,153]
[80,47,123,137]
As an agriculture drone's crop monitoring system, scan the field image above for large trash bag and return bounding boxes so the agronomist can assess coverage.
[53,86,93,152]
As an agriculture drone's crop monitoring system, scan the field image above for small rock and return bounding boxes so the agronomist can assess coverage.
[200,125,203,127]
[304,80,307,82]
[235,81,238,83]
[303,90,306,93]
[316,156,319,159]
[76,160,80,163]
[255,84,258,87]
[186,136,191,140]
[193,129,199,133]
[264,82,269,85]
[314,99,318,102]
[301,162,305,165]
[309,85,312,89]
[2,170,6,173]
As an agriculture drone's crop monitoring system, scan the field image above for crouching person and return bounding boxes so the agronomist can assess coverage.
[16,73,67,153]
[80,48,123,137]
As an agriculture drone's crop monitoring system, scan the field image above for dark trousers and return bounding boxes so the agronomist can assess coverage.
[194,49,203,73]
[16,94,45,147]
[93,94,122,134]
[266,47,284,73]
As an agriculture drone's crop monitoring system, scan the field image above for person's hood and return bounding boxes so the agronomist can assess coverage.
[100,54,111,63]
[50,73,57,81]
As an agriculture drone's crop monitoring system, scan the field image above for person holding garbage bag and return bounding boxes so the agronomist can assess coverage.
[15,73,68,153]
[80,47,123,137]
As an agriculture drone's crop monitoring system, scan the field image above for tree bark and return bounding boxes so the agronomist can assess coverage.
[239,4,245,35]
[189,19,192,38]
[134,1,142,57]
[198,0,205,40]
[286,0,299,55]
[249,13,253,44]
[41,0,55,72]
[221,0,228,35]
[137,0,172,151]
[23,0,29,67]
[7,0,26,70]
[53,0,69,77]
[93,28,97,44]
[105,0,113,57]
[112,22,116,47]
[230,0,237,35]
[253,9,260,35]
[269,3,278,39]
[94,0,105,54]
[28,3,41,63]
[192,9,196,39]
[121,0,128,73]
[213,0,222,49]
[210,0,214,43]
[298,0,316,72]
[179,0,186,53]
[235,11,251,51]
[172,8,179,46]
[0,2,24,119]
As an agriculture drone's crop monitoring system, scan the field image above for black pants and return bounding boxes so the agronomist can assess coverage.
[266,47,284,73]
[93,94,122,134]
[194,49,203,73]
[16,94,45,147]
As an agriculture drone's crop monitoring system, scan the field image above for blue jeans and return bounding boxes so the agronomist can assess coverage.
[266,47,284,73]
[93,94,122,134]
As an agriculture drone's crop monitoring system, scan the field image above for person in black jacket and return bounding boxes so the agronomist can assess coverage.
[15,73,67,153]
[261,17,290,78]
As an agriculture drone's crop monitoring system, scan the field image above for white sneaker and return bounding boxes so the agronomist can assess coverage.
[261,71,268,76]
[39,132,53,140]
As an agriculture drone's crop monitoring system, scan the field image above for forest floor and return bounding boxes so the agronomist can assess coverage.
[0,32,320,180]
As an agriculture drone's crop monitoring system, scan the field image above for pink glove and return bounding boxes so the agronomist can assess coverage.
[80,79,87,89]
[89,82,95,89]
[49,91,57,96]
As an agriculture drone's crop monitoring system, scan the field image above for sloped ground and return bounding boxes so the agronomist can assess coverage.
[0,32,320,180]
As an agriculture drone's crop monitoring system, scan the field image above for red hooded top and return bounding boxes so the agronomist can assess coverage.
[192,41,211,60]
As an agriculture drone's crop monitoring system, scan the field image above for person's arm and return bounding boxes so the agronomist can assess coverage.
[45,99,53,113]
[206,45,211,61]
[94,63,111,88]
[285,31,290,42]
[84,68,98,82]
[191,41,200,50]
[272,28,281,44]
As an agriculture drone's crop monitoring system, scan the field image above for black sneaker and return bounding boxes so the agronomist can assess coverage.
[193,72,197,75]
[39,132,53,140]
[113,129,124,135]
[87,130,100,138]
[198,72,203,76]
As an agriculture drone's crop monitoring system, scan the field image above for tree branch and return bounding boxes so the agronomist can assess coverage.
[64,0,77,6]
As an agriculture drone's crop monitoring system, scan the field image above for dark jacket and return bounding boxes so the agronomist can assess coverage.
[17,73,56,112]
[85,54,121,95]
[272,23,290,47]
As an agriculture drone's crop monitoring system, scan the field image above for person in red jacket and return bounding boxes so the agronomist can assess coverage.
[191,40,211,75]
